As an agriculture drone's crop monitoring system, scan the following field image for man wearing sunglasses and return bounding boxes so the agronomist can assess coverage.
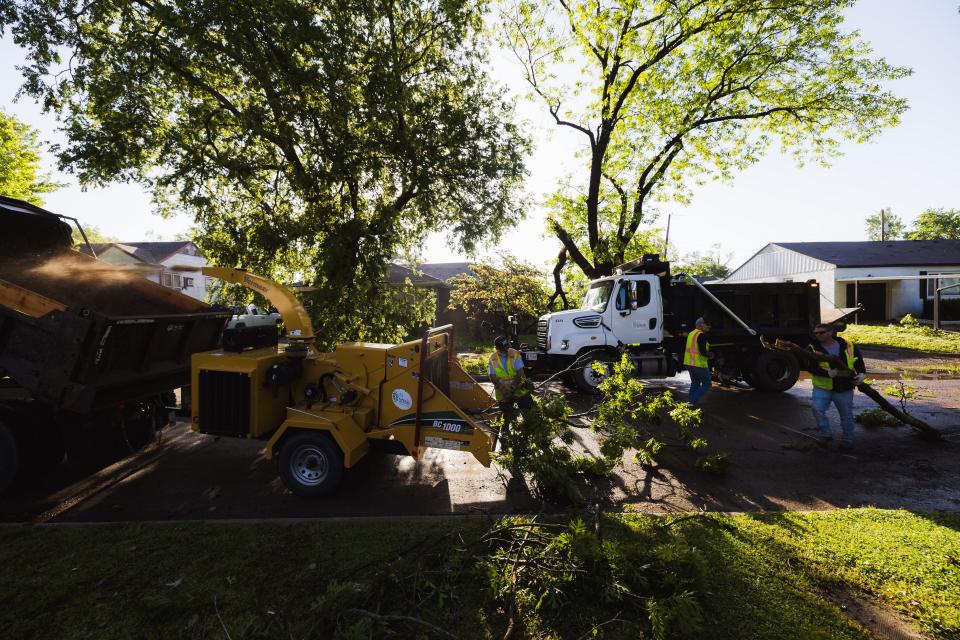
[807,323,867,449]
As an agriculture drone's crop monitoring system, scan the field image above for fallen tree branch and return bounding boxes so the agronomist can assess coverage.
[768,339,941,440]
[343,609,459,639]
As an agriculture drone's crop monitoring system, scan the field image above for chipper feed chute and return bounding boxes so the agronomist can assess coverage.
[192,268,497,497]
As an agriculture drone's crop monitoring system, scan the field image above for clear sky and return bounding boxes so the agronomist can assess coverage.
[1,0,958,271]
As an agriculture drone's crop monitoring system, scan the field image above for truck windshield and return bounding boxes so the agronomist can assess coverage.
[582,281,613,312]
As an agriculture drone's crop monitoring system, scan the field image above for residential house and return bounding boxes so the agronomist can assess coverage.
[386,262,475,325]
[724,240,960,321]
[81,241,211,301]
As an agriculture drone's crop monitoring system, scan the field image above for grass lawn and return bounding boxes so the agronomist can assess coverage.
[2,509,958,639]
[840,324,960,353]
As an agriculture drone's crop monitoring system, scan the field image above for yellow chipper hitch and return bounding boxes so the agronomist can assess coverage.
[191,267,496,497]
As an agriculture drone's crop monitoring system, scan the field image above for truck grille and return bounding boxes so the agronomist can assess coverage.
[537,318,548,350]
[197,370,251,436]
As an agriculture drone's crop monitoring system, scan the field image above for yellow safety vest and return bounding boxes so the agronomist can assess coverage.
[489,348,529,400]
[811,340,859,391]
[684,329,709,369]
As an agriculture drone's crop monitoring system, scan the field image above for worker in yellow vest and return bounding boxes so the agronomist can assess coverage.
[807,323,866,449]
[683,317,714,404]
[489,335,533,414]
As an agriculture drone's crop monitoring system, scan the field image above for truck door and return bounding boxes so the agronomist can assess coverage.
[610,276,663,345]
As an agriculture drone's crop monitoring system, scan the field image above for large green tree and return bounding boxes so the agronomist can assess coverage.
[0,110,59,204]
[449,254,549,330]
[906,208,960,240]
[501,0,909,300]
[1,0,528,348]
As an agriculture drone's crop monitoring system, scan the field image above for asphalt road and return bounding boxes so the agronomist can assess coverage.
[2,348,959,523]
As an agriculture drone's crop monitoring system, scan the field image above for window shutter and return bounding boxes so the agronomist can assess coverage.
[919,271,926,299]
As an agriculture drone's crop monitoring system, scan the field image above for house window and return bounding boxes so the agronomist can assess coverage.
[928,273,960,299]
[161,272,182,289]
[183,277,194,289]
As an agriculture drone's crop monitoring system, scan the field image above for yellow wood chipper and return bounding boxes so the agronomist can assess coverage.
[191,267,497,497]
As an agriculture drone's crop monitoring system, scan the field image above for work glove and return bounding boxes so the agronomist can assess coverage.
[854,373,867,384]
[827,368,839,378]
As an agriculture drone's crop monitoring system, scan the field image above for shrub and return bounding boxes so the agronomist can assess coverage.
[855,408,902,428]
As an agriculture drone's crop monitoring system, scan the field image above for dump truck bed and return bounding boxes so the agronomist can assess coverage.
[664,280,821,339]
[0,197,230,412]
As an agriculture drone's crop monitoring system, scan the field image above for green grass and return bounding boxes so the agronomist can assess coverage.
[901,364,960,376]
[2,509,958,640]
[840,324,960,353]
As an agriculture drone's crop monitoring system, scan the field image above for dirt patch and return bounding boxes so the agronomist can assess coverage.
[823,582,932,640]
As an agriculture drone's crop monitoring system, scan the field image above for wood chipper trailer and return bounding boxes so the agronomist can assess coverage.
[192,268,497,497]
[0,196,231,493]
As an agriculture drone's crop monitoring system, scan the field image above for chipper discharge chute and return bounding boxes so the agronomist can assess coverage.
[192,268,497,497]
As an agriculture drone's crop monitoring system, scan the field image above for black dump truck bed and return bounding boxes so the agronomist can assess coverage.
[664,280,822,339]
[0,196,230,413]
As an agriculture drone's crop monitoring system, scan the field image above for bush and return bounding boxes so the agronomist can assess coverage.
[899,313,920,327]
[458,355,488,377]
[855,408,902,428]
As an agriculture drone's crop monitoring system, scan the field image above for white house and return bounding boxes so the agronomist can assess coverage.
[81,241,211,301]
[724,241,960,322]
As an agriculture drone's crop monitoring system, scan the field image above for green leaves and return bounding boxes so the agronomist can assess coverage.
[0,110,62,205]
[3,0,528,348]
[501,0,910,286]
[906,208,960,240]
[448,254,550,329]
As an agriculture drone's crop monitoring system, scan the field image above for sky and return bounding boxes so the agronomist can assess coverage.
[1,0,958,273]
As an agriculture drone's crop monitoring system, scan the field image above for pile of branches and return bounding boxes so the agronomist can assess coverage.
[479,516,706,640]
[494,355,727,505]
[227,516,709,640]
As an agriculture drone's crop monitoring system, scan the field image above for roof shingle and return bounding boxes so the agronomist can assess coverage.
[775,240,960,268]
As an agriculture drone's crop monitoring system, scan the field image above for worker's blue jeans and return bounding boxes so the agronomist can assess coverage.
[811,387,855,444]
[687,367,712,404]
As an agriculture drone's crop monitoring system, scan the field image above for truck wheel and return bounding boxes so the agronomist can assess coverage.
[752,351,800,392]
[0,421,19,494]
[572,351,613,394]
[278,432,344,498]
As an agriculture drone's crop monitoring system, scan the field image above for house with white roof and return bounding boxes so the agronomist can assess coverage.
[724,240,960,322]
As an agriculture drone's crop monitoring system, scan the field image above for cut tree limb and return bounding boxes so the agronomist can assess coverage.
[766,338,941,441]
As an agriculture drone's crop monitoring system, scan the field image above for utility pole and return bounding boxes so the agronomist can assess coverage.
[880,208,886,242]
[663,213,672,259]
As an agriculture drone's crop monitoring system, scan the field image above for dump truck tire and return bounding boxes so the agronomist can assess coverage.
[752,350,800,392]
[572,351,613,394]
[0,420,19,494]
[278,432,344,498]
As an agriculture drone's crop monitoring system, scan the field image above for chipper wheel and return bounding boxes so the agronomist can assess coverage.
[277,432,344,498]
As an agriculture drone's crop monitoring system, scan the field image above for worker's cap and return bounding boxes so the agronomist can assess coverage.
[494,335,509,350]
[695,317,710,327]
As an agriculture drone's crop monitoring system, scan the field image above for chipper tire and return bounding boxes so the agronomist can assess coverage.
[572,351,614,395]
[751,350,800,392]
[278,432,344,498]
[0,420,19,494]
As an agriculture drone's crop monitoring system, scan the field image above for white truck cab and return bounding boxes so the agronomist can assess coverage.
[527,273,671,392]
